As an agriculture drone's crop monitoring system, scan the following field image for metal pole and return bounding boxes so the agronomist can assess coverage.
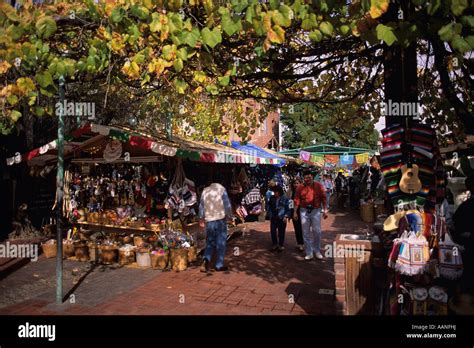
[56,75,65,304]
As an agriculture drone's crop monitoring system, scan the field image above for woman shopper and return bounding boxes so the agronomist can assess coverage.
[268,185,292,252]
[287,177,304,251]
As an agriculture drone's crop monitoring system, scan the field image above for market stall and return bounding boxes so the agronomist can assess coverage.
[6,123,288,271]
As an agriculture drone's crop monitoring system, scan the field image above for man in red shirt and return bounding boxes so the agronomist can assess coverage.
[293,170,328,260]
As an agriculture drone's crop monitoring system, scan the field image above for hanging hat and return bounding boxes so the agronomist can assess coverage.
[103,140,122,162]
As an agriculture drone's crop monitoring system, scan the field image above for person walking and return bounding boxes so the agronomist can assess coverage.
[268,185,292,252]
[198,178,233,272]
[293,170,328,260]
[335,171,347,208]
[321,174,334,211]
[287,177,304,251]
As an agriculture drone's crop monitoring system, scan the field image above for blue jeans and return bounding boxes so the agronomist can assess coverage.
[203,218,227,268]
[326,191,331,209]
[300,208,322,256]
[270,217,287,247]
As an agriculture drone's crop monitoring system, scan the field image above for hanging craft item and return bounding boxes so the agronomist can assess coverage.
[394,232,430,276]
[399,127,422,194]
[438,232,463,280]
[103,139,122,162]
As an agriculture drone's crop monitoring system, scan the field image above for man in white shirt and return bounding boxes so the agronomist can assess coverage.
[198,178,233,272]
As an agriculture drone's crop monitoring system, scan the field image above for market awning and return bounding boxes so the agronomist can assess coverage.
[6,123,287,167]
[220,141,286,167]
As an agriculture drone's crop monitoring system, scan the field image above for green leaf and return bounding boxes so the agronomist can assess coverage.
[7,94,18,106]
[206,84,219,95]
[245,5,255,23]
[218,75,230,86]
[35,71,54,89]
[162,44,177,61]
[201,27,222,48]
[466,35,474,49]
[10,24,24,41]
[452,35,471,54]
[222,14,242,36]
[0,3,20,22]
[376,24,397,46]
[10,110,21,122]
[451,0,468,16]
[427,0,441,15]
[173,58,183,72]
[150,13,161,32]
[319,21,334,36]
[269,0,279,10]
[177,47,188,61]
[340,25,350,35]
[309,29,323,42]
[231,0,249,13]
[130,5,149,20]
[32,106,45,116]
[111,7,126,23]
[194,71,207,83]
[272,10,291,27]
[182,28,201,48]
[35,16,57,39]
[461,15,474,28]
[438,23,455,42]
[174,78,188,94]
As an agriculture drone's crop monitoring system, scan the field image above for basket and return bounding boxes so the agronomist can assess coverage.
[151,251,169,270]
[187,246,198,263]
[136,250,151,268]
[63,242,76,258]
[360,202,375,223]
[133,236,146,247]
[74,242,90,262]
[41,240,57,258]
[374,201,386,216]
[88,243,100,262]
[170,248,188,272]
[100,246,118,264]
[119,248,136,266]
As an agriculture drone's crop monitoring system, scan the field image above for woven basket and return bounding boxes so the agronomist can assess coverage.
[151,251,169,270]
[187,246,198,263]
[74,242,90,262]
[360,202,375,223]
[374,201,386,217]
[170,249,188,272]
[133,236,146,247]
[63,243,76,258]
[100,246,118,264]
[119,249,135,266]
[41,241,57,258]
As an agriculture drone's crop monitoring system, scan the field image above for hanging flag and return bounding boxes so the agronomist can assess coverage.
[150,142,177,157]
[352,156,360,169]
[310,154,325,166]
[356,153,369,164]
[91,124,110,136]
[299,151,311,162]
[129,136,153,150]
[200,152,215,162]
[109,129,130,142]
[340,154,354,165]
[325,155,339,164]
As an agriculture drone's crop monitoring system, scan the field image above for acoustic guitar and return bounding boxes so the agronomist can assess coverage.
[400,163,422,194]
[399,120,422,195]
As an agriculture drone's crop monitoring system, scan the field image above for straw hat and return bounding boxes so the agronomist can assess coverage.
[449,293,474,315]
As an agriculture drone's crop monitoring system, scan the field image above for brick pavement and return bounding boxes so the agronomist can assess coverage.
[0,208,371,315]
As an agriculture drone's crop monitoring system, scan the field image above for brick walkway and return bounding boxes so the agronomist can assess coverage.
[0,208,371,315]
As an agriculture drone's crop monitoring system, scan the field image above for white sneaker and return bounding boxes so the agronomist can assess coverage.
[304,255,313,260]
[315,252,324,260]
